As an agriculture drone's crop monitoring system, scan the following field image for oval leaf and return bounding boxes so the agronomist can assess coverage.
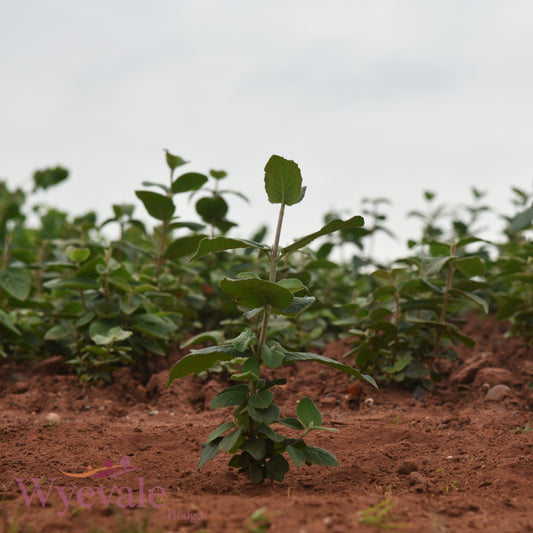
[264,155,304,206]
[296,397,322,428]
[248,389,274,409]
[172,172,208,194]
[135,191,175,221]
[211,385,249,409]
[0,268,31,300]
[302,445,339,467]
[167,345,244,385]
[281,216,364,257]
[190,236,268,261]
[220,278,293,309]
[284,350,377,388]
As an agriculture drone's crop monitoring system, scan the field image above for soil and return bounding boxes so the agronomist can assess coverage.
[1,316,533,533]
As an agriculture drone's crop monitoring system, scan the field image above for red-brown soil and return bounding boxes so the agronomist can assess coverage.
[1,316,532,533]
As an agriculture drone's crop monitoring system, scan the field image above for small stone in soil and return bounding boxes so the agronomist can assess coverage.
[149,410,159,415]
[408,471,426,490]
[321,397,337,407]
[397,460,419,475]
[13,381,29,394]
[45,412,60,424]
[485,384,511,402]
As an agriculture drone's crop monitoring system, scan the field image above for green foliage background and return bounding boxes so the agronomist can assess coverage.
[0,152,532,386]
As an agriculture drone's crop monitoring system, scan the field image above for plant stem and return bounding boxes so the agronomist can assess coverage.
[155,220,170,280]
[433,241,456,358]
[256,202,286,363]
[155,168,175,280]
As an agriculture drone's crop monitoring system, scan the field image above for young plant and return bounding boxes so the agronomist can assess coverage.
[491,188,533,347]
[167,155,376,484]
[343,238,489,388]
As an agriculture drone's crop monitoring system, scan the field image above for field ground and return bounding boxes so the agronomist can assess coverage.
[1,316,532,533]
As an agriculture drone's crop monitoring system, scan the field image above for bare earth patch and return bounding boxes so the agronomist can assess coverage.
[1,316,532,533]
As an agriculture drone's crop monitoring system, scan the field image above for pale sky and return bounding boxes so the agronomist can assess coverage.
[2,1,533,260]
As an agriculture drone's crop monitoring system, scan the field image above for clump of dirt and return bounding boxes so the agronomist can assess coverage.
[1,316,532,532]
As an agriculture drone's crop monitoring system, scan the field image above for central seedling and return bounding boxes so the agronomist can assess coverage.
[168,155,376,483]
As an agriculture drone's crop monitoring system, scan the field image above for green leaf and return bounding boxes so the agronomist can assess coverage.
[65,246,91,263]
[75,311,96,327]
[302,445,339,467]
[276,296,316,317]
[44,324,69,341]
[135,191,175,221]
[210,385,249,409]
[112,204,135,218]
[181,330,225,349]
[251,465,264,484]
[508,206,533,234]
[220,278,293,309]
[248,389,274,409]
[241,439,268,461]
[141,181,168,194]
[286,444,306,467]
[232,328,257,352]
[190,236,269,261]
[452,256,485,278]
[164,234,207,259]
[198,440,221,469]
[169,220,205,232]
[0,309,20,335]
[404,361,430,380]
[261,344,285,368]
[283,351,377,388]
[369,307,392,321]
[108,275,132,292]
[219,428,244,453]
[265,378,288,389]
[421,256,450,277]
[165,150,188,171]
[372,269,394,281]
[196,196,229,221]
[171,172,208,194]
[296,397,322,428]
[264,155,304,206]
[386,351,412,373]
[167,345,244,384]
[210,169,228,180]
[256,425,286,442]
[90,326,132,346]
[278,417,304,430]
[130,314,176,340]
[0,268,31,300]
[232,358,261,381]
[277,278,308,293]
[206,421,235,442]
[247,403,280,425]
[33,166,69,192]
[265,454,290,482]
[280,216,365,257]
[447,288,489,314]
[452,279,490,291]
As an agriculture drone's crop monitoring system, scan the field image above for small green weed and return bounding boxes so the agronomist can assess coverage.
[510,423,532,433]
[245,507,270,533]
[357,498,409,530]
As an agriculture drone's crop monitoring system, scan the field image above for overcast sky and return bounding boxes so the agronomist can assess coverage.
[2,1,533,260]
